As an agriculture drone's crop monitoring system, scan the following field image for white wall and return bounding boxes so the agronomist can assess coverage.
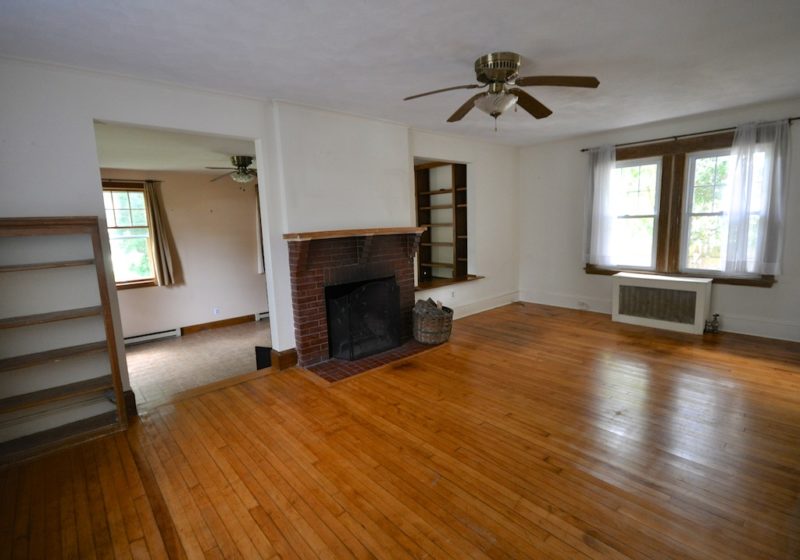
[518,97,800,341]
[411,130,520,317]
[101,169,268,337]
[268,105,521,319]
[274,102,413,232]
[0,58,296,396]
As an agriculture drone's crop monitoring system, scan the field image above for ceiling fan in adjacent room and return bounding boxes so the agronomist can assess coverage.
[404,52,599,126]
[206,155,257,184]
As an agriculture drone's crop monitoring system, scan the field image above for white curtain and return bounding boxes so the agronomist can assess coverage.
[586,145,617,266]
[143,181,178,286]
[724,120,790,276]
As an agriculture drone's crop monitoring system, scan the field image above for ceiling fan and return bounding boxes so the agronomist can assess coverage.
[404,52,599,125]
[206,155,257,183]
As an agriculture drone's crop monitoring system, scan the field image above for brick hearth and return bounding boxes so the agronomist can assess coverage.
[285,228,424,367]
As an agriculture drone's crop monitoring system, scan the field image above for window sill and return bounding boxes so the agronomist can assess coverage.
[116,279,157,290]
[415,274,484,292]
[584,264,775,287]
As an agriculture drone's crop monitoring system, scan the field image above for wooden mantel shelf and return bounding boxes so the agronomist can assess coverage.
[283,227,426,242]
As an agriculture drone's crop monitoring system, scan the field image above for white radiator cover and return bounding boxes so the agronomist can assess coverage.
[611,273,712,335]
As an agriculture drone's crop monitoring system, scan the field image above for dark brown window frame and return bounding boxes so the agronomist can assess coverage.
[584,131,775,287]
[102,182,158,290]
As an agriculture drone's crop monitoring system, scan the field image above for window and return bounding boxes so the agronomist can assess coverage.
[103,186,156,287]
[683,150,733,271]
[608,158,661,269]
[586,120,789,287]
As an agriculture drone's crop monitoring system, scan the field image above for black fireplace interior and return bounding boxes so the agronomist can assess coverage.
[325,275,400,361]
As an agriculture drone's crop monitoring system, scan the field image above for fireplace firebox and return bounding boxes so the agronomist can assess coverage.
[283,227,424,367]
[325,276,400,360]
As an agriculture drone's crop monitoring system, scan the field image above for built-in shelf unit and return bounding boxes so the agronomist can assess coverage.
[0,217,127,464]
[415,161,468,283]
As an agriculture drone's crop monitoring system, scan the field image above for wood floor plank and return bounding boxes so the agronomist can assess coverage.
[1,303,798,559]
[70,448,98,560]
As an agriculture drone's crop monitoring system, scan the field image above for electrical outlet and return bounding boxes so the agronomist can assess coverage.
[212,307,221,316]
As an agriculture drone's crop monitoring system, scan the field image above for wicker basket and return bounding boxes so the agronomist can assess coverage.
[413,305,453,344]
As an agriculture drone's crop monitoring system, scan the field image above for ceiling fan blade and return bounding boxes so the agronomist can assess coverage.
[210,172,231,182]
[515,75,599,88]
[205,166,236,170]
[404,84,481,101]
[508,88,552,119]
[447,92,487,122]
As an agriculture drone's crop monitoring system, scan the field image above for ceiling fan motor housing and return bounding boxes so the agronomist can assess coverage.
[231,155,254,169]
[474,52,521,86]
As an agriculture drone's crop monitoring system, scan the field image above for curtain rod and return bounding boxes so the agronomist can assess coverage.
[579,116,799,153]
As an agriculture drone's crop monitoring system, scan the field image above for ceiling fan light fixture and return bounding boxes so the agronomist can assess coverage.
[231,170,255,183]
[473,92,519,118]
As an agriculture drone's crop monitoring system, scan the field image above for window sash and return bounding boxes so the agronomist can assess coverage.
[681,149,731,273]
[607,157,661,270]
[102,186,157,284]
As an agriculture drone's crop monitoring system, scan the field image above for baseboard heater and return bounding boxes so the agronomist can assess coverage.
[611,272,712,335]
[124,328,180,345]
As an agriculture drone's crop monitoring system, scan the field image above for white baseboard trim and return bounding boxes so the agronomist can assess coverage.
[716,313,800,342]
[451,291,520,320]
[518,291,799,342]
[518,290,612,314]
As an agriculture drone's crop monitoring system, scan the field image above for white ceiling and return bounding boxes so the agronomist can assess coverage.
[95,122,254,172]
[4,0,800,146]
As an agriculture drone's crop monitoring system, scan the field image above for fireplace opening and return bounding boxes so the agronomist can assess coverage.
[325,276,400,361]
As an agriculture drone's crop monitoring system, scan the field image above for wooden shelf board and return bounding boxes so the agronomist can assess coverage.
[456,187,467,192]
[420,205,453,210]
[0,341,107,373]
[456,204,467,208]
[417,189,454,195]
[0,375,113,414]
[0,306,103,330]
[414,161,456,170]
[415,274,485,291]
[0,410,119,464]
[457,235,468,239]
[0,259,95,273]
[421,262,455,269]
[421,242,454,247]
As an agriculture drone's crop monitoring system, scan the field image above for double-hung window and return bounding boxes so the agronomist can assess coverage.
[586,120,789,286]
[103,185,157,288]
[608,158,661,269]
[682,150,733,272]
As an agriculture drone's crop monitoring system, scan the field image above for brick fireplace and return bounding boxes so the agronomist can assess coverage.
[284,227,425,367]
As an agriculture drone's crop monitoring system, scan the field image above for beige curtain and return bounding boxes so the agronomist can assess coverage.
[255,186,266,274]
[144,181,178,286]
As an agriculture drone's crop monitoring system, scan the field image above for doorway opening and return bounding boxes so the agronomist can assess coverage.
[94,122,272,410]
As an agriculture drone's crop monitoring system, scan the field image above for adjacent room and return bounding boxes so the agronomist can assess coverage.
[94,123,271,408]
[0,1,799,559]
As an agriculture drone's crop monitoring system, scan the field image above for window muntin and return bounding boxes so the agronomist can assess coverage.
[103,188,156,284]
[608,158,661,269]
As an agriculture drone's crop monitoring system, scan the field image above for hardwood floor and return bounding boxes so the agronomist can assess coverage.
[2,302,799,559]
